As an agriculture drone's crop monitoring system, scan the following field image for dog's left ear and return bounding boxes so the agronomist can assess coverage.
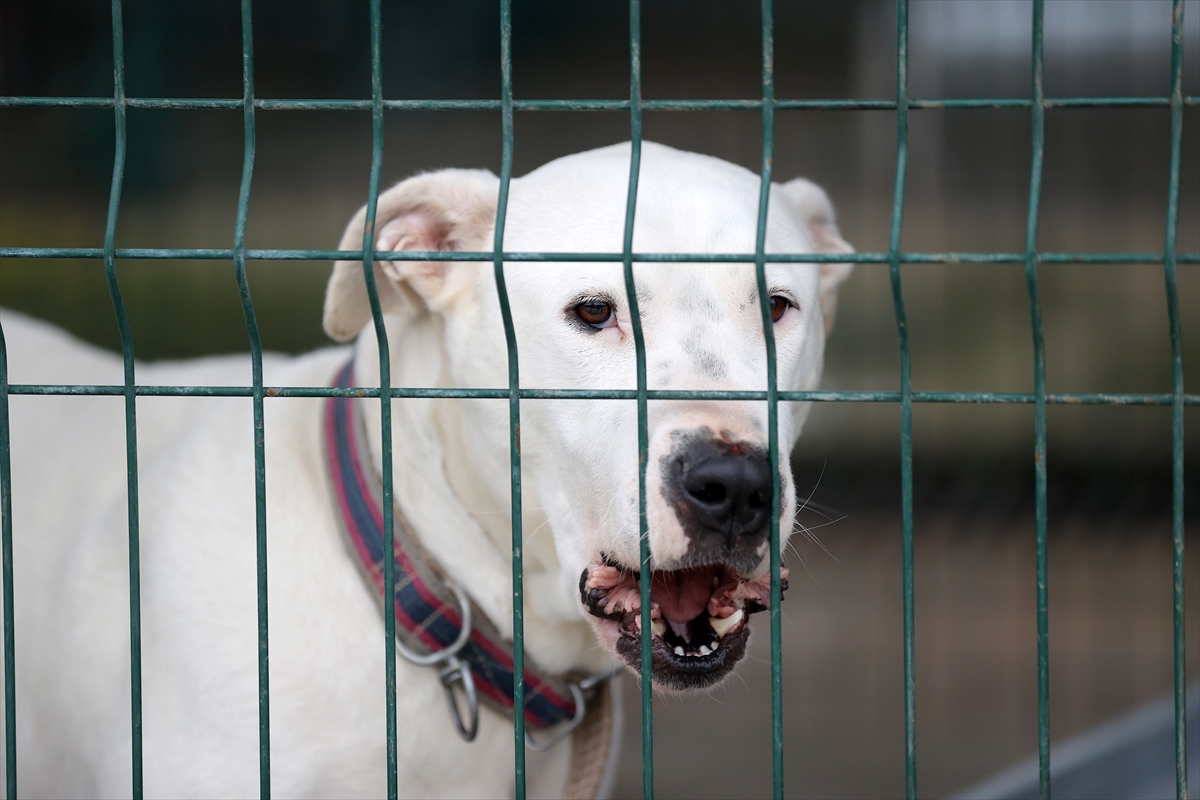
[777,178,854,335]
[324,169,499,342]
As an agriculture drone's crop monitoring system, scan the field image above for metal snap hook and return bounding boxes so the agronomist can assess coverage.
[439,655,480,742]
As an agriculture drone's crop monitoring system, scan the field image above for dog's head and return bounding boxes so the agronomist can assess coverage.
[324,142,852,691]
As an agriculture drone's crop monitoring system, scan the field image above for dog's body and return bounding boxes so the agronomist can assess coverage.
[3,142,851,798]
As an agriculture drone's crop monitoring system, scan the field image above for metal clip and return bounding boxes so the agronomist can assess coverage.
[393,581,620,748]
[524,665,622,752]
[439,655,480,742]
[393,581,478,741]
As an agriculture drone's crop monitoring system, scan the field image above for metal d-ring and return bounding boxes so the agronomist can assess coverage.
[524,681,587,752]
[394,581,473,667]
[522,665,622,751]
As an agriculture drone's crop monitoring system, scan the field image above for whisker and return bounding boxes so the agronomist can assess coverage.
[795,522,839,563]
[782,605,801,635]
[795,514,848,532]
[796,459,827,515]
[523,515,554,544]
[793,550,822,588]
[796,502,841,524]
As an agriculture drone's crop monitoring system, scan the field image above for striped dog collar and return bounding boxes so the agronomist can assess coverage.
[324,358,588,739]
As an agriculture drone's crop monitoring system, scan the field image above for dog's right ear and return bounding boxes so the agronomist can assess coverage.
[323,169,499,342]
[776,177,855,336]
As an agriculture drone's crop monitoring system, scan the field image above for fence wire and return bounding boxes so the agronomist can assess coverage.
[0,1,1196,799]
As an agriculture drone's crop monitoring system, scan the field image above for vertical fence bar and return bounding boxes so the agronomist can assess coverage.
[1163,2,1187,797]
[232,2,271,795]
[491,2,526,796]
[620,4,652,799]
[0,324,14,798]
[751,2,784,798]
[887,2,916,797]
[359,2,399,797]
[101,2,144,795]
[4,6,1190,800]
[1024,3,1051,797]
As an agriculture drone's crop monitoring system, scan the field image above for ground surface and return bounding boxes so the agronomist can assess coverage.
[610,510,1199,799]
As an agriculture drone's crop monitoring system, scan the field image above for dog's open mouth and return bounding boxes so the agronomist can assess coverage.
[579,555,787,690]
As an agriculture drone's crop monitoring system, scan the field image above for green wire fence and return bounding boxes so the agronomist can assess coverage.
[0,1,1196,799]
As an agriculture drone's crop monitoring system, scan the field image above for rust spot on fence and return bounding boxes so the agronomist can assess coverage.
[265,388,279,397]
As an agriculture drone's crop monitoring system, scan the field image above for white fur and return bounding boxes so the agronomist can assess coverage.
[2,142,851,798]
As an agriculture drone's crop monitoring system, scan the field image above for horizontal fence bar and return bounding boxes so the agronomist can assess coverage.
[3,247,1199,264]
[4,95,1200,111]
[2,5,1193,800]
[8,384,1198,405]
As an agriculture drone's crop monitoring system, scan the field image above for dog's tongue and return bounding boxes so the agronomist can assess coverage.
[651,566,719,623]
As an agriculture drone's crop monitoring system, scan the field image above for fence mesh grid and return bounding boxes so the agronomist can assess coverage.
[0,0,1196,798]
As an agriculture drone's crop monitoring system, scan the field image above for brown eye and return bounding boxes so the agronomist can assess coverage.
[575,299,615,329]
[769,295,791,323]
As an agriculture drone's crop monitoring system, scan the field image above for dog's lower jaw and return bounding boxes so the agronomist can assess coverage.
[579,557,786,691]
[613,618,752,692]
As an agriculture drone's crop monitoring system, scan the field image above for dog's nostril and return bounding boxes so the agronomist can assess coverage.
[693,483,727,505]
[747,489,768,509]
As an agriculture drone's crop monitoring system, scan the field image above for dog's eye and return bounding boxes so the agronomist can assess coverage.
[575,300,616,329]
[769,295,791,323]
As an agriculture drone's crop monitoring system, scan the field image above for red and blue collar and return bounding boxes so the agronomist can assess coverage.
[324,359,582,734]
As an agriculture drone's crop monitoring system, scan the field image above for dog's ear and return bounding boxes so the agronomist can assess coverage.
[777,178,854,335]
[323,169,499,342]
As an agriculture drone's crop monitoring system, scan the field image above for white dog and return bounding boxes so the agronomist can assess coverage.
[2,141,852,798]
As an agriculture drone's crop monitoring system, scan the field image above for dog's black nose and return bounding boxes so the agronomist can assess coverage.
[673,441,772,542]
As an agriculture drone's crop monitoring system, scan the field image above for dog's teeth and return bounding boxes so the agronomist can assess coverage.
[713,575,720,588]
[710,609,744,638]
[710,638,719,650]
[651,619,666,637]
[674,646,685,657]
[698,645,711,656]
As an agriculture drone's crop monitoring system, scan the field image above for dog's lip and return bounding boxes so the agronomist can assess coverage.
[580,554,784,687]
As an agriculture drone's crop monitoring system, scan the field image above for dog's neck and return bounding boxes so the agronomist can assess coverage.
[350,314,608,675]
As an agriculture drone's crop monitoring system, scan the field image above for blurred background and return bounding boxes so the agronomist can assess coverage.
[2,1,1198,796]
